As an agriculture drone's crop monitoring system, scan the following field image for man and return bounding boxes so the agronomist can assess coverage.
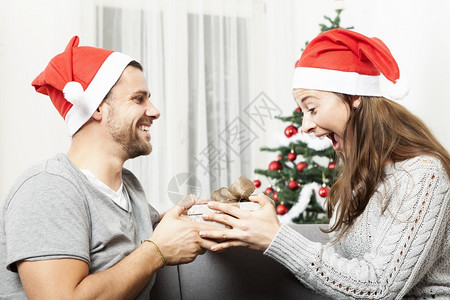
[0,36,217,299]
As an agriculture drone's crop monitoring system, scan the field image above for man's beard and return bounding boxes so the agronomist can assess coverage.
[107,107,152,159]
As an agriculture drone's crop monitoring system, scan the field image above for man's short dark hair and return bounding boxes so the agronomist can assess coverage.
[103,60,143,101]
[128,60,143,71]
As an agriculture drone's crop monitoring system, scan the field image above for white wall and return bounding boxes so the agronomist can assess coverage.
[0,1,87,200]
[1,0,449,202]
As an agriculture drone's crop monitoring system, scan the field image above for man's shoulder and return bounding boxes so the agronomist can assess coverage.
[4,154,82,203]
[14,153,75,182]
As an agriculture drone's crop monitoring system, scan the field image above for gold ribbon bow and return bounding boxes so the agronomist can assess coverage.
[211,176,256,203]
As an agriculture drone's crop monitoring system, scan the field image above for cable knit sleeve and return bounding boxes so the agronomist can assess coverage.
[264,156,450,299]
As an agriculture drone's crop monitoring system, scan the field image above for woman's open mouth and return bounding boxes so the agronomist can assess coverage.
[327,132,341,151]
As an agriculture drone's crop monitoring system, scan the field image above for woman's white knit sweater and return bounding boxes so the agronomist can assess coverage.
[265,156,449,299]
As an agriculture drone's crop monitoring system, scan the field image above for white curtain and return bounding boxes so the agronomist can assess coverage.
[94,0,254,212]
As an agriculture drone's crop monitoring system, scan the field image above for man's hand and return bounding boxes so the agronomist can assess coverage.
[149,195,219,265]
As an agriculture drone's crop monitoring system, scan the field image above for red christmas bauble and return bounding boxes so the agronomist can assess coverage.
[272,191,279,201]
[276,204,288,215]
[318,186,329,197]
[265,187,274,195]
[287,152,297,161]
[296,161,308,172]
[328,162,337,169]
[269,160,282,171]
[288,180,299,191]
[284,125,298,138]
[296,107,302,112]
[253,179,261,188]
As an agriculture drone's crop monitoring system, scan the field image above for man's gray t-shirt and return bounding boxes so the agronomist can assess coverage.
[0,153,160,299]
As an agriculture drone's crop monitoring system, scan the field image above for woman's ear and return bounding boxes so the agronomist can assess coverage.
[351,95,361,109]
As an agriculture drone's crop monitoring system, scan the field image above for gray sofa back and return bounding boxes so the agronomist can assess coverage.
[150,224,331,300]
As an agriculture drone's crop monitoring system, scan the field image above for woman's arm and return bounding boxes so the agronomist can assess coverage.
[200,159,449,299]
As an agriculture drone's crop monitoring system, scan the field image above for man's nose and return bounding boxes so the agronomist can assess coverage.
[146,100,160,119]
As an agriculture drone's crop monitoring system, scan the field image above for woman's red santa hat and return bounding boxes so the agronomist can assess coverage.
[292,29,409,100]
[32,36,134,135]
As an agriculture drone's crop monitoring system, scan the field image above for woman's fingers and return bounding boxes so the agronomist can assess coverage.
[199,228,245,243]
[202,211,239,228]
[249,193,275,207]
[210,240,248,252]
[198,195,281,251]
[206,201,246,218]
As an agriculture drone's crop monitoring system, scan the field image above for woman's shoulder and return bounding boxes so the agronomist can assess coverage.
[385,155,449,189]
[388,155,445,174]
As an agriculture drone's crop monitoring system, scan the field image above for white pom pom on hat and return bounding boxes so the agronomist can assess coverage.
[385,78,410,100]
[63,81,85,105]
[32,36,134,136]
[292,29,409,100]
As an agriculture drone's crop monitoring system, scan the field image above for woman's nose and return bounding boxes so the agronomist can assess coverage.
[301,115,315,134]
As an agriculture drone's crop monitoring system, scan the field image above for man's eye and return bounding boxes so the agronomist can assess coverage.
[135,96,144,103]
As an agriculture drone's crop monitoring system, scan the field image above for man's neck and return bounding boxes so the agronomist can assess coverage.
[67,140,125,191]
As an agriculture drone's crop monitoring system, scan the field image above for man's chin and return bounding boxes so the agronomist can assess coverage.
[145,144,153,156]
[139,145,152,157]
[126,143,152,159]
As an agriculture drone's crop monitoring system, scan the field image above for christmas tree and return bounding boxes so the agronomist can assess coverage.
[253,9,353,224]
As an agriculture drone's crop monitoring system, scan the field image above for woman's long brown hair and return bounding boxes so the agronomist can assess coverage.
[325,95,450,241]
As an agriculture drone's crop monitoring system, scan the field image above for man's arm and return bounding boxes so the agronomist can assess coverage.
[18,242,162,300]
[17,196,217,300]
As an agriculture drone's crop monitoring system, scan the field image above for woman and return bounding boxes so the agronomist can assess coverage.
[199,29,450,299]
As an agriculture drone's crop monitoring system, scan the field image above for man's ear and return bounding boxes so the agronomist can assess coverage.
[91,103,104,121]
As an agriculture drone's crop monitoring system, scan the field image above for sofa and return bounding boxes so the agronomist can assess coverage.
[149,224,332,300]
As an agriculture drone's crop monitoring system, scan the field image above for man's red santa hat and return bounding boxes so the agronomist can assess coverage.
[292,29,409,100]
[32,36,134,135]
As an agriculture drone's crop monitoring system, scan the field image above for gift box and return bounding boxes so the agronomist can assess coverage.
[188,176,259,227]
[187,202,260,227]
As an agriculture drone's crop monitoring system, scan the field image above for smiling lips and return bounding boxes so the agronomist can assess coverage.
[138,123,152,141]
[139,125,150,132]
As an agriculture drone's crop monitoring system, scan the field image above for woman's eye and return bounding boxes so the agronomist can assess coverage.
[308,108,315,113]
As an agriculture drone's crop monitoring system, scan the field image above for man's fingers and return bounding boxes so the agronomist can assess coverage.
[179,214,191,221]
[177,194,197,208]
[196,197,210,205]
[171,194,199,217]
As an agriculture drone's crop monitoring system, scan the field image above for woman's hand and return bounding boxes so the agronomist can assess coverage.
[199,193,281,251]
